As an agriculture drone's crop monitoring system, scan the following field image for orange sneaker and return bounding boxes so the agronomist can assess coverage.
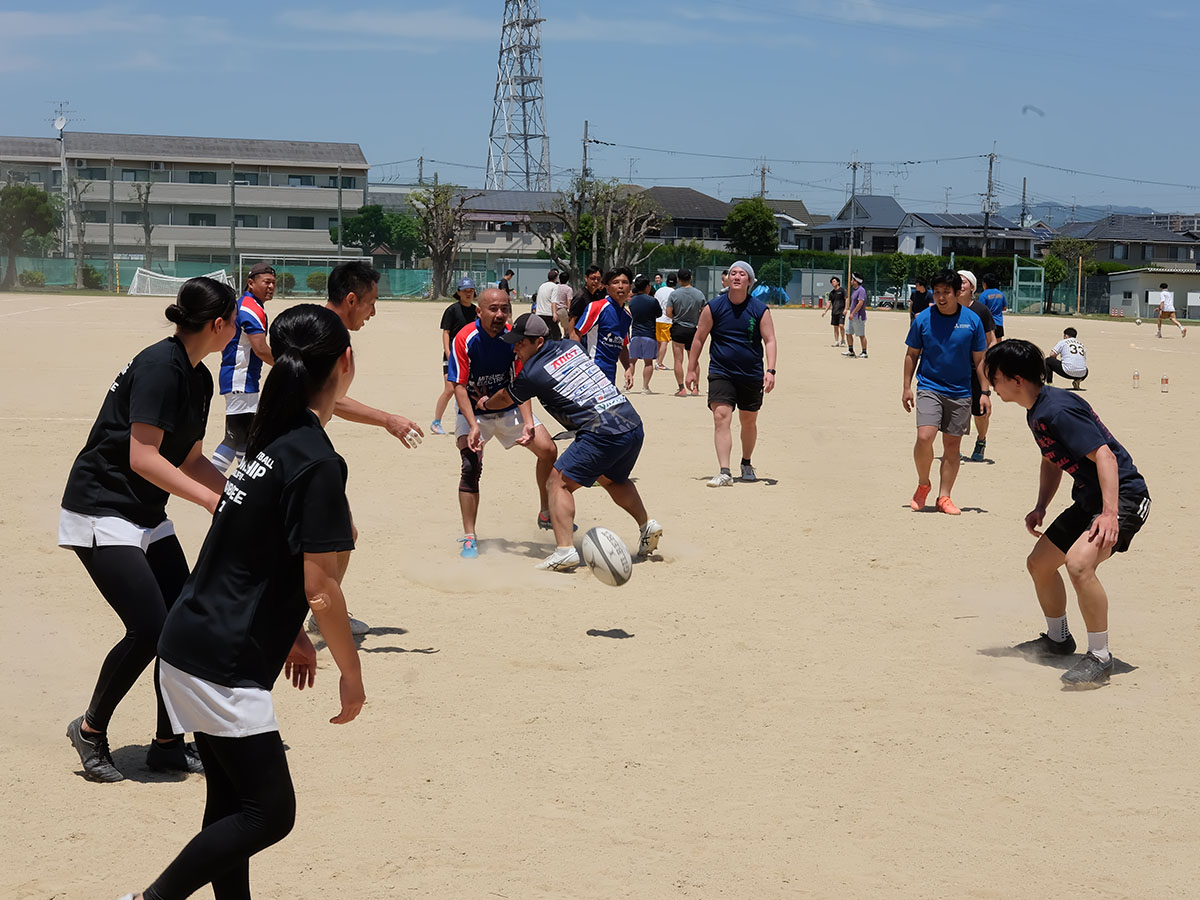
[911,483,932,510]
[936,495,961,515]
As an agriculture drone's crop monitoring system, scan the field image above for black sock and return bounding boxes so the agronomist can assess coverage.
[740,458,751,467]
[720,467,731,476]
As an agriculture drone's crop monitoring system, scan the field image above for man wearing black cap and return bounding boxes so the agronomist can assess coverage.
[475,312,663,571]
[211,262,276,472]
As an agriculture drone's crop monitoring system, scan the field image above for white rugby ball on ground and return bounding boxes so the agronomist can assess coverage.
[1136,317,1142,325]
[581,527,633,587]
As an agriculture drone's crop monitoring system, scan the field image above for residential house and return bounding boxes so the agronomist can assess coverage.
[896,212,1038,257]
[809,194,907,254]
[1058,215,1200,266]
[641,186,732,250]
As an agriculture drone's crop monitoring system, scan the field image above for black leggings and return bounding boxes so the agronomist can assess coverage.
[145,731,295,900]
[1044,357,1088,384]
[74,537,189,739]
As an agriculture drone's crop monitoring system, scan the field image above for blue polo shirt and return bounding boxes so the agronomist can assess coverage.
[905,305,986,398]
[979,288,1006,326]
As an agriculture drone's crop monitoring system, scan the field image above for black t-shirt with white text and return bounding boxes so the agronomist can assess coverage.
[61,336,212,528]
[1026,386,1149,510]
[158,411,355,690]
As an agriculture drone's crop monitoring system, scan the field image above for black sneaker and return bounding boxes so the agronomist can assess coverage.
[1014,632,1077,658]
[66,715,124,783]
[1061,651,1114,688]
[146,738,205,774]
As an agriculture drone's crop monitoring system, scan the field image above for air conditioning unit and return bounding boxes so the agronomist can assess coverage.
[73,158,87,168]
[151,161,166,171]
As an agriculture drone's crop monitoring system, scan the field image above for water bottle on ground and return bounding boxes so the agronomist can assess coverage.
[1133,370,1140,388]
[1161,373,1169,393]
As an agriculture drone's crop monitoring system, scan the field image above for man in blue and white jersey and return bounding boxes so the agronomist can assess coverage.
[475,313,662,572]
[571,266,633,388]
[211,263,275,471]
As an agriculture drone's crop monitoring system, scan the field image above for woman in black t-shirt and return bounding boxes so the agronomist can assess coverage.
[124,305,364,900]
[61,277,236,783]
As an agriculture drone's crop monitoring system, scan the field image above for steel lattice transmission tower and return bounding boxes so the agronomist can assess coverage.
[485,1,551,191]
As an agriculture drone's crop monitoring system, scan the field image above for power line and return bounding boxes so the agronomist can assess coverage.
[999,155,1200,192]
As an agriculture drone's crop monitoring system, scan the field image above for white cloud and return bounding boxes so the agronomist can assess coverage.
[282,7,497,41]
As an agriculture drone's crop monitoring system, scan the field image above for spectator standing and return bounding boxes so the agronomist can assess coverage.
[431,277,478,436]
[978,274,1007,338]
[654,273,676,370]
[908,277,933,322]
[628,276,661,392]
[535,268,561,338]
[844,273,868,358]
[823,275,847,346]
[666,268,706,396]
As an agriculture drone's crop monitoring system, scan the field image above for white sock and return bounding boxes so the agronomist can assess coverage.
[1045,616,1070,643]
[1087,631,1110,662]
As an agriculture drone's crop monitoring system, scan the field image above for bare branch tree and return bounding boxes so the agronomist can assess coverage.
[408,183,483,298]
[132,182,155,268]
[67,176,93,289]
[536,177,666,275]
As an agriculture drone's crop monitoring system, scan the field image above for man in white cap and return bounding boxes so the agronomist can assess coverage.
[844,273,868,358]
[686,260,777,486]
[957,269,998,461]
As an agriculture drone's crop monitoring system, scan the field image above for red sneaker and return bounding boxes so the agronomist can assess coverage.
[911,483,932,511]
[936,495,961,515]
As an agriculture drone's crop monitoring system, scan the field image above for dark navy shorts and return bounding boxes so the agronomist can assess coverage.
[556,425,644,486]
[1044,494,1151,555]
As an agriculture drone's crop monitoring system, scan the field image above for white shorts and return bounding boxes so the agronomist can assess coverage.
[58,507,175,551]
[225,391,259,415]
[456,408,541,449]
[159,659,278,738]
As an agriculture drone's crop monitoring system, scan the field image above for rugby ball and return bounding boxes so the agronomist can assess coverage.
[581,527,633,587]
[1136,317,1143,326]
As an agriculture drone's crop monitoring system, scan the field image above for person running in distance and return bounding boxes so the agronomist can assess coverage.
[118,305,366,900]
[823,275,847,346]
[497,268,515,301]
[449,288,559,558]
[61,277,237,783]
[431,277,478,436]
[628,275,661,392]
[654,272,676,369]
[901,269,988,516]
[956,270,999,463]
[573,267,634,388]
[686,260,777,486]
[1156,282,1187,338]
[1045,327,1088,390]
[984,338,1151,688]
[666,268,706,396]
[474,313,662,571]
[211,263,275,473]
[844,273,868,358]
[978,273,1007,338]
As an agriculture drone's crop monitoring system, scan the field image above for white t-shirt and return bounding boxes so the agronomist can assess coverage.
[1052,338,1087,377]
[535,281,559,316]
[1159,290,1175,312]
[654,286,674,324]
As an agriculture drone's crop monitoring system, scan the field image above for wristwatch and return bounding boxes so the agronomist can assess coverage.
[980,390,991,396]
[767,368,777,375]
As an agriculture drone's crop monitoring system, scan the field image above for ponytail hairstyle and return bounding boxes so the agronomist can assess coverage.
[245,304,351,458]
[165,277,237,332]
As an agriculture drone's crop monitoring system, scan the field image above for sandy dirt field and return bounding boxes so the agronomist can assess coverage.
[2,290,1196,899]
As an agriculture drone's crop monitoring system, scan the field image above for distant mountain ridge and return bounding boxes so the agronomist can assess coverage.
[998,202,1157,227]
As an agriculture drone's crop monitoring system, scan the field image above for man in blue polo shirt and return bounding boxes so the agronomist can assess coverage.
[685,260,777,486]
[474,313,663,572]
[901,269,988,515]
[572,266,633,387]
[448,288,558,558]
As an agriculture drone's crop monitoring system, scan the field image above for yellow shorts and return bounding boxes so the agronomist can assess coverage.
[655,322,671,342]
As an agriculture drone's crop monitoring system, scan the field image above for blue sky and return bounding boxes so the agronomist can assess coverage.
[3,0,1198,217]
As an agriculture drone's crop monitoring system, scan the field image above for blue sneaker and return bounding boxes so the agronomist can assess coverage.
[430,419,446,435]
[458,535,478,558]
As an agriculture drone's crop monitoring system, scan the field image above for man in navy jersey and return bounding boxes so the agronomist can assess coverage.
[475,314,662,571]
[985,339,1151,688]
[449,289,558,558]
[685,260,777,486]
[573,267,634,386]
[212,263,276,471]
[902,269,988,515]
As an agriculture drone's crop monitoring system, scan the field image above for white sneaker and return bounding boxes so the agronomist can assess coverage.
[708,472,734,487]
[306,612,371,636]
[536,546,580,570]
[637,519,663,557]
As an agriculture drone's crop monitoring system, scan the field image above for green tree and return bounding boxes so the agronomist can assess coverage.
[886,252,910,293]
[330,205,391,256]
[913,253,941,286]
[1044,236,1098,276]
[1041,253,1068,312]
[389,212,421,266]
[724,197,778,257]
[646,238,711,274]
[409,183,482,298]
[538,177,666,273]
[0,183,59,289]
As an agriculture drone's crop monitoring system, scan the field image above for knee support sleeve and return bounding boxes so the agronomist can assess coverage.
[459,447,482,493]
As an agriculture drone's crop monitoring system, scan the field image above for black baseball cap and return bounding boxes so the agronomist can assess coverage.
[248,262,276,277]
[502,312,549,344]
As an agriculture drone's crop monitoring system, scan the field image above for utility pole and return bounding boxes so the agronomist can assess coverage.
[229,161,236,277]
[981,151,996,258]
[417,155,424,185]
[336,164,343,258]
[847,160,859,287]
[759,159,769,198]
[944,187,951,214]
[575,120,589,278]
[1020,177,1028,227]
[108,159,115,291]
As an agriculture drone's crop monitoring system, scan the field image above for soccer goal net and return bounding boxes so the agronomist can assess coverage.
[237,254,369,298]
[128,267,235,296]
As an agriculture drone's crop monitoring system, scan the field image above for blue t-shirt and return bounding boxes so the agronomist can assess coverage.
[576,297,632,383]
[447,319,519,413]
[218,292,268,395]
[707,292,769,381]
[1026,386,1148,509]
[905,305,986,398]
[628,293,660,339]
[507,339,641,436]
[979,288,1006,325]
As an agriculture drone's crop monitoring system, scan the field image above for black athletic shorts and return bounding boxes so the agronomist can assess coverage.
[994,324,1005,339]
[971,371,987,417]
[829,312,844,326]
[708,373,764,412]
[670,323,697,349]
[1044,494,1151,555]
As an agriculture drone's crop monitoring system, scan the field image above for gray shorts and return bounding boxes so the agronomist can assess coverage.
[846,317,866,337]
[915,389,971,436]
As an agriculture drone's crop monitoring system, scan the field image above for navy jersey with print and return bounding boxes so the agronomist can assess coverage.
[447,319,520,413]
[507,339,641,436]
[158,411,354,690]
[706,292,769,380]
[1026,386,1148,509]
[61,336,212,528]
